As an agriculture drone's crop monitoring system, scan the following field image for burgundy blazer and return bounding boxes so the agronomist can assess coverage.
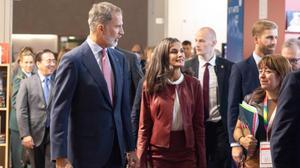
[137,74,206,168]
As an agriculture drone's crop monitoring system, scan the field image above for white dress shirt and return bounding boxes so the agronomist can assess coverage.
[168,74,184,131]
[198,54,221,122]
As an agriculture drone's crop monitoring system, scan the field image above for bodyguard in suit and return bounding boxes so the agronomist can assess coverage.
[50,2,135,167]
[184,27,233,168]
[270,71,300,168]
[10,49,35,168]
[115,47,143,106]
[227,19,278,166]
[16,50,56,168]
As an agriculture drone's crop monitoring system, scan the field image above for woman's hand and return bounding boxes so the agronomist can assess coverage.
[239,134,257,156]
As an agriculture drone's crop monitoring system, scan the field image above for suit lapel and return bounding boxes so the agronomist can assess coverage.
[107,48,121,105]
[80,42,113,106]
[33,74,47,106]
[191,57,199,78]
[215,57,227,102]
[247,55,260,86]
[248,55,259,77]
[47,76,55,108]
[215,57,225,89]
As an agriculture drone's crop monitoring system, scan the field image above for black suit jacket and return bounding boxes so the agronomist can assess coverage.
[227,55,260,143]
[184,56,233,131]
[271,71,300,168]
[115,47,143,106]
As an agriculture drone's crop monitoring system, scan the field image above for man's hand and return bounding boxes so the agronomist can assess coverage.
[232,146,244,167]
[56,157,73,168]
[22,136,35,149]
[126,151,138,168]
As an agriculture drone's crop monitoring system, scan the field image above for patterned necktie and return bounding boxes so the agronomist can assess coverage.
[101,48,113,104]
[203,63,210,120]
[43,77,51,127]
[43,77,50,105]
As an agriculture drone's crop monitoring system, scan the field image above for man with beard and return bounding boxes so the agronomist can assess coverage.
[227,19,278,167]
[50,2,134,167]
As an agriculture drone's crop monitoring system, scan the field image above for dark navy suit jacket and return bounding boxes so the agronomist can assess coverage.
[115,47,143,106]
[50,41,134,167]
[271,71,300,168]
[227,55,260,143]
[184,56,233,132]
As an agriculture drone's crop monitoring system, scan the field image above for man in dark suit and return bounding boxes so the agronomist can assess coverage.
[270,71,300,168]
[16,50,56,168]
[184,27,233,168]
[50,2,134,167]
[115,47,143,106]
[227,19,278,166]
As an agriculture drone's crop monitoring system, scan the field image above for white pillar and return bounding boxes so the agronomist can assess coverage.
[0,0,13,43]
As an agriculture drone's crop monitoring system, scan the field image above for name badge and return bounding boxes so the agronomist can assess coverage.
[260,141,272,168]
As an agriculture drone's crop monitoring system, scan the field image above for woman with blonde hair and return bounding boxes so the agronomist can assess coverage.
[10,47,35,168]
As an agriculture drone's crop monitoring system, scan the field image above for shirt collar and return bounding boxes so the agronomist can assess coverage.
[198,53,216,67]
[168,73,184,85]
[252,51,262,65]
[86,36,103,56]
[38,71,50,82]
[21,69,32,77]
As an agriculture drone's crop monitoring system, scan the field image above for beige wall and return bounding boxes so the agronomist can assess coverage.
[147,0,166,47]
[13,0,147,50]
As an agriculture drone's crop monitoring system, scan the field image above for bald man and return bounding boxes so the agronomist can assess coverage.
[184,27,233,168]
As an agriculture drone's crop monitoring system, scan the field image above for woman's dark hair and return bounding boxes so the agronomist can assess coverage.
[251,55,291,103]
[35,49,55,63]
[145,37,180,94]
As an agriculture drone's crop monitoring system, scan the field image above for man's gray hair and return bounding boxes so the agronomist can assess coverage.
[282,38,300,49]
[88,2,122,32]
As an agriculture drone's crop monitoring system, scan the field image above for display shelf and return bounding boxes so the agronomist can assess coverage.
[0,64,10,168]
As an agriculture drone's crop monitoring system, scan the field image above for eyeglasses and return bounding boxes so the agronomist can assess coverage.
[287,57,300,64]
[42,59,57,64]
[133,51,142,54]
[169,48,184,54]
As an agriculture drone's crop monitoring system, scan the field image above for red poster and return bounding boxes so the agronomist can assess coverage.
[0,43,9,64]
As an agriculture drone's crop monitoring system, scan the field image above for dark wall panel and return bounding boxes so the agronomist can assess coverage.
[13,0,147,50]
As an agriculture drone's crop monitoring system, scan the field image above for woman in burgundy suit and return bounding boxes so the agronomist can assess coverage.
[136,37,206,168]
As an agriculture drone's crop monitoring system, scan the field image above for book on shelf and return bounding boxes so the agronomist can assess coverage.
[0,43,9,64]
[0,115,4,144]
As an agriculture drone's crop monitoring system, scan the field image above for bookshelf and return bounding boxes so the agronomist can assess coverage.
[0,64,10,168]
